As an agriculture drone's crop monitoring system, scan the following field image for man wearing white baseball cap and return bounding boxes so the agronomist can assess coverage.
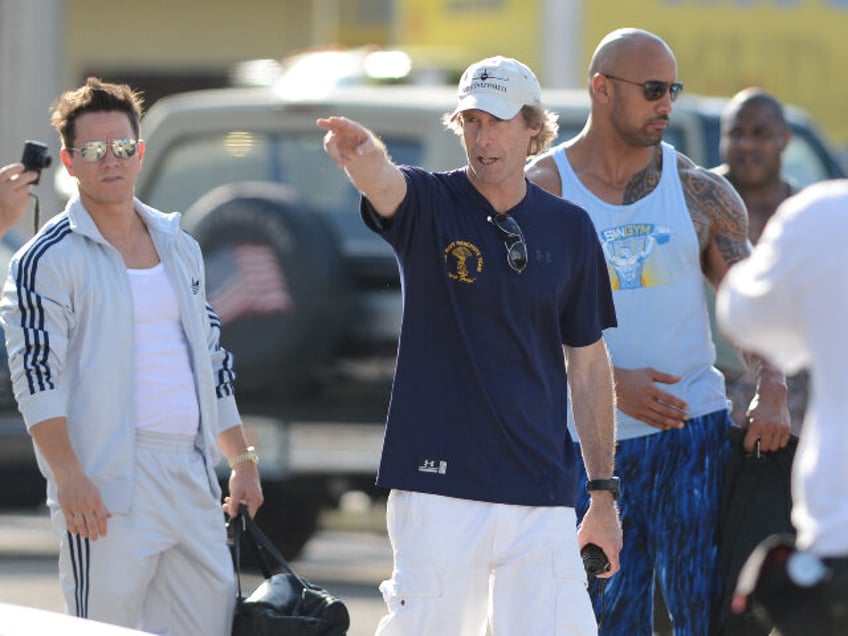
[451,55,542,120]
[318,55,621,635]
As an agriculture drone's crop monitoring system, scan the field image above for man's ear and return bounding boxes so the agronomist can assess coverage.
[60,148,75,176]
[591,73,613,104]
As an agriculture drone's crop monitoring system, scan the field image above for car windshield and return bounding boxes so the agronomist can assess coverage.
[142,130,424,252]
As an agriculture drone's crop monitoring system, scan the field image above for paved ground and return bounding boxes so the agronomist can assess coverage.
[1,505,674,635]
[0,505,392,636]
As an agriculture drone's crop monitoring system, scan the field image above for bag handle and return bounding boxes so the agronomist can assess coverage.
[229,504,309,593]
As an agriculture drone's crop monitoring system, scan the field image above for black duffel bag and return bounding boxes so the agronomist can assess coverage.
[229,506,350,636]
[712,427,797,635]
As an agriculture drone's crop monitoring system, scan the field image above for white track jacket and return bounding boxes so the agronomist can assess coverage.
[0,195,240,513]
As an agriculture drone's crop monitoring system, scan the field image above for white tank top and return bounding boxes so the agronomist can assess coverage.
[553,142,729,439]
[127,263,200,437]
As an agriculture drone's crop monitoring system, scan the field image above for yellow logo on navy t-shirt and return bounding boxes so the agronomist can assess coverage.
[444,241,483,284]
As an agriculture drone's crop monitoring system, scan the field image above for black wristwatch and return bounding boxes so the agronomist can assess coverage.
[585,477,621,500]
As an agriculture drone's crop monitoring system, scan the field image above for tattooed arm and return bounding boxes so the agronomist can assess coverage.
[679,153,750,287]
[679,154,791,452]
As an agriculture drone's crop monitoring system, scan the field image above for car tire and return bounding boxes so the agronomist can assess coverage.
[182,182,350,397]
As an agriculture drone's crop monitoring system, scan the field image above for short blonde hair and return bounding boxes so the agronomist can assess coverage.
[441,105,559,157]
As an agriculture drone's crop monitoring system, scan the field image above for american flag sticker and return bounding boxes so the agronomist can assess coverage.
[205,242,293,323]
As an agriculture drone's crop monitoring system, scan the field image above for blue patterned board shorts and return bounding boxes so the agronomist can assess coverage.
[575,410,733,636]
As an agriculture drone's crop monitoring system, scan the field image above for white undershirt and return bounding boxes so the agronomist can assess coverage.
[127,263,200,437]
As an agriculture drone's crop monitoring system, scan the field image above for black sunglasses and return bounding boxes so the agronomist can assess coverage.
[601,74,684,102]
[487,214,527,273]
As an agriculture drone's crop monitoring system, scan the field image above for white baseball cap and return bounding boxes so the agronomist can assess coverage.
[453,56,542,120]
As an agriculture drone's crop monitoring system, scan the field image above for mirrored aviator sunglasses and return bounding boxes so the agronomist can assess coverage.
[487,213,528,273]
[70,138,140,162]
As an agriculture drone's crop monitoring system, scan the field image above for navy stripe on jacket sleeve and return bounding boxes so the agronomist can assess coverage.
[15,219,73,395]
[206,302,235,398]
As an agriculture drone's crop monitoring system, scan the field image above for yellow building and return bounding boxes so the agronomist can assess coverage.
[1,0,845,222]
[396,0,848,148]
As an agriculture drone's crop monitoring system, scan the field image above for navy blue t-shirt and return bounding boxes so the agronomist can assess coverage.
[362,166,616,506]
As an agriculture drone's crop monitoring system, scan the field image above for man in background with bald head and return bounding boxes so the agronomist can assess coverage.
[714,88,794,245]
[712,89,807,437]
[528,28,790,635]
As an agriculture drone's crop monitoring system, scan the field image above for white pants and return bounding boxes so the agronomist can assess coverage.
[51,430,235,636]
[375,490,597,636]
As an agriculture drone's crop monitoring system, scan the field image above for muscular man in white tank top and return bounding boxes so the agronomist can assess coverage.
[526,28,790,636]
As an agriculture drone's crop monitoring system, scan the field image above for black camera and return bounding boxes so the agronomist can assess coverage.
[21,140,52,185]
[582,543,611,578]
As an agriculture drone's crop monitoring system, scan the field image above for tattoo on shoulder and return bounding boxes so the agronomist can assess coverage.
[679,157,749,263]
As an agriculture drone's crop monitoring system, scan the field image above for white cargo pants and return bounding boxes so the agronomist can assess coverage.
[375,490,598,636]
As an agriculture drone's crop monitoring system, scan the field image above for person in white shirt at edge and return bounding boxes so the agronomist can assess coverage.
[0,77,263,635]
[318,55,622,635]
[717,180,848,635]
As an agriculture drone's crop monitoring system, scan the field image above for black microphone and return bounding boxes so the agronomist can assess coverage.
[581,543,611,578]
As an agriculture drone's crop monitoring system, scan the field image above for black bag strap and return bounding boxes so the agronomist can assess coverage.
[231,509,244,602]
[230,504,309,598]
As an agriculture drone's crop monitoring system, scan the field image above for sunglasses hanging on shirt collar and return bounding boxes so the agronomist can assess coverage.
[487,213,528,273]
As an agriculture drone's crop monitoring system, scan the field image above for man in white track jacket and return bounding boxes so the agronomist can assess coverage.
[0,77,263,636]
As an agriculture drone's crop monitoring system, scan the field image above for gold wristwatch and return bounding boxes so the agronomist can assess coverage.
[228,446,259,469]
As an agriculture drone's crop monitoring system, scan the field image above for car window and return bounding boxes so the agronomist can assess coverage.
[144,132,274,214]
[143,131,423,231]
[783,132,833,188]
